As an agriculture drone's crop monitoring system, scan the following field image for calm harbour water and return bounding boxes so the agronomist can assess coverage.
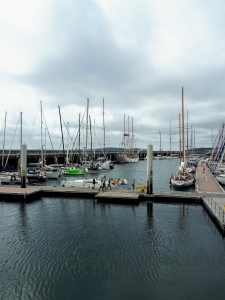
[1,160,225,300]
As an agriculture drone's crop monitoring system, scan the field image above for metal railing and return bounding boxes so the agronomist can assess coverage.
[204,196,225,224]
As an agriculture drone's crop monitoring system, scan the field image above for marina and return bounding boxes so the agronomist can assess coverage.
[1,157,225,234]
[1,157,225,300]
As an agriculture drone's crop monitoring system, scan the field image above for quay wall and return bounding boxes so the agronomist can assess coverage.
[0,149,207,169]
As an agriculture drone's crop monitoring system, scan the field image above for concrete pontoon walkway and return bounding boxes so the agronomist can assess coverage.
[196,161,224,193]
[196,160,225,233]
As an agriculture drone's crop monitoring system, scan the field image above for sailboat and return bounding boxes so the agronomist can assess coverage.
[154,129,165,159]
[59,105,87,176]
[96,98,114,170]
[117,115,139,163]
[170,88,195,188]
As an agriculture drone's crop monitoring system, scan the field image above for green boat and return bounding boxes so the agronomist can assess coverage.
[62,168,87,175]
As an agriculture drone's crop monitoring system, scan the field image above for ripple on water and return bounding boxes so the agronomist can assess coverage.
[1,193,225,299]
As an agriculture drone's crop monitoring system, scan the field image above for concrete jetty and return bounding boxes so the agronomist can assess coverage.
[196,161,225,233]
[0,186,42,201]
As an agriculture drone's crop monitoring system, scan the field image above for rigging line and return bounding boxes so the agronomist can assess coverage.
[68,109,86,156]
[69,114,85,149]
[61,109,85,146]
[92,129,106,157]
[42,112,56,152]
[5,114,20,167]
[0,120,4,139]
[27,104,40,142]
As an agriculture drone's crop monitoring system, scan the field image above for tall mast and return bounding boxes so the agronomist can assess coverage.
[40,101,44,166]
[85,98,89,166]
[181,87,185,162]
[170,120,172,156]
[20,111,22,170]
[20,112,22,151]
[78,113,81,155]
[2,111,7,167]
[66,122,69,165]
[159,129,162,153]
[89,115,92,160]
[58,106,65,166]
[124,114,126,153]
[44,127,47,165]
[103,98,105,157]
[128,116,130,154]
[132,117,134,154]
[186,109,189,161]
[194,127,196,156]
[179,113,181,163]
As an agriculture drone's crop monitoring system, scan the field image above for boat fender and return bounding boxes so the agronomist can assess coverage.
[11,175,16,181]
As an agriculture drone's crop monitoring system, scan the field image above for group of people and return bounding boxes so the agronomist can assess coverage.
[92,177,136,191]
[92,178,112,191]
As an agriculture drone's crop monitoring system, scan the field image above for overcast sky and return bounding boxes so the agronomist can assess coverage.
[0,0,225,153]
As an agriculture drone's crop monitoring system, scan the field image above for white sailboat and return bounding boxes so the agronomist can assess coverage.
[117,115,139,163]
[97,98,114,170]
[216,173,225,185]
[170,88,195,188]
[60,177,102,188]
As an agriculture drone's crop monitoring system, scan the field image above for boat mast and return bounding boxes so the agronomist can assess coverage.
[79,113,81,156]
[66,122,69,165]
[124,114,126,154]
[20,111,22,170]
[40,101,44,166]
[2,111,7,168]
[159,129,162,155]
[58,105,65,166]
[179,113,181,164]
[93,119,95,159]
[89,115,92,160]
[170,120,172,157]
[128,116,130,155]
[194,127,196,156]
[132,117,134,155]
[85,98,89,166]
[186,109,189,162]
[181,87,185,163]
[103,98,105,157]
[20,111,22,151]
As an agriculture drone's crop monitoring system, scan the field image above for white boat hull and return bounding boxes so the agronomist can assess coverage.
[216,174,225,185]
[45,171,62,179]
[117,156,139,163]
[170,177,195,188]
[60,179,102,188]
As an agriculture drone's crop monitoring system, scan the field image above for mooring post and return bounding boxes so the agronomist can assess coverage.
[21,144,27,188]
[147,144,153,195]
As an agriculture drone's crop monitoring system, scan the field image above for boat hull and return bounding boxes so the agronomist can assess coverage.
[216,174,225,185]
[62,168,86,175]
[45,171,62,179]
[117,156,139,163]
[170,177,195,188]
[61,179,101,188]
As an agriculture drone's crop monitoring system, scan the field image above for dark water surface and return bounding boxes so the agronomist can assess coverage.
[1,160,225,300]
